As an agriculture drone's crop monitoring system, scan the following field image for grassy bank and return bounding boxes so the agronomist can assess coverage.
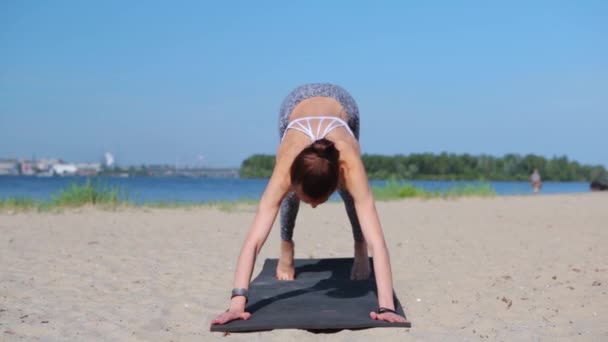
[1,180,496,212]
[0,180,128,211]
[371,181,496,200]
[0,180,258,212]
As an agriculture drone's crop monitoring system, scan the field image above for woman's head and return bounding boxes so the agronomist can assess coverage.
[290,138,340,207]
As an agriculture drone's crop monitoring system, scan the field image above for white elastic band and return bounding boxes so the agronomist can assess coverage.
[282,116,354,142]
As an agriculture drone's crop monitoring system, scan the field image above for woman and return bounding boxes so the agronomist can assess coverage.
[211,83,407,325]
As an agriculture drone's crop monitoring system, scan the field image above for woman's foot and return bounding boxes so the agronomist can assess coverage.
[276,240,295,280]
[351,241,371,280]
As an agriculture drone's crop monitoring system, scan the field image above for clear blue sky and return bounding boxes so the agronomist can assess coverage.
[1,1,606,167]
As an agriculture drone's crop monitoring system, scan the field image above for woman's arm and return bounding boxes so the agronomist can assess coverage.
[342,153,407,323]
[212,160,290,324]
[230,173,287,305]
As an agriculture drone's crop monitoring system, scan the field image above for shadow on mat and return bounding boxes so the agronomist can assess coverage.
[245,259,377,315]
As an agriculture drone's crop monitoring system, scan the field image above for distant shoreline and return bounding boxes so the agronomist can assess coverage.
[0,179,599,212]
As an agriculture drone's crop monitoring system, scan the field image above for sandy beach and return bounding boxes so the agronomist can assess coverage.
[1,193,607,341]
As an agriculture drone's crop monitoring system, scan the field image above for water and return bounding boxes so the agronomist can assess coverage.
[0,176,592,204]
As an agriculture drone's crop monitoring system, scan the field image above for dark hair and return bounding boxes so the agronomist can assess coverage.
[290,138,340,199]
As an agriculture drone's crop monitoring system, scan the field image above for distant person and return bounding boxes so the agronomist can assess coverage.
[211,83,408,326]
[530,168,542,193]
[590,180,608,191]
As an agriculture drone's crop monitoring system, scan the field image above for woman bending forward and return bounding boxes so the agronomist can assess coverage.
[211,83,408,325]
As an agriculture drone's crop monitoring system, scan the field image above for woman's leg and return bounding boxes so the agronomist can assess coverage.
[339,189,371,280]
[275,84,305,280]
[277,191,300,280]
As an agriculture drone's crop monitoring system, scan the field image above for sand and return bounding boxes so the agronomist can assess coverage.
[1,193,607,341]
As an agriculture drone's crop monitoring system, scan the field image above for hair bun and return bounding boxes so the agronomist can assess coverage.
[311,138,338,160]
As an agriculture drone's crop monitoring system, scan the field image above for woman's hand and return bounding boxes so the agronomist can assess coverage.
[369,310,409,324]
[211,309,251,325]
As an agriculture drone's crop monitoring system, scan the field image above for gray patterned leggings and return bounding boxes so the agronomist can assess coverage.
[278,83,364,243]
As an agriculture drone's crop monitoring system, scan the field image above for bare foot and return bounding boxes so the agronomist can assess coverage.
[276,240,295,280]
[276,260,295,280]
[351,241,371,280]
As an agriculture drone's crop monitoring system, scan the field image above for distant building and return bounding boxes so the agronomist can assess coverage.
[0,159,19,176]
[75,163,102,176]
[19,160,36,176]
[52,164,78,176]
[36,158,62,172]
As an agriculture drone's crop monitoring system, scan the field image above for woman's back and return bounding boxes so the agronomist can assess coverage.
[277,96,361,183]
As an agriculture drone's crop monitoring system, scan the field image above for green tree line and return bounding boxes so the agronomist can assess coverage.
[239,153,607,181]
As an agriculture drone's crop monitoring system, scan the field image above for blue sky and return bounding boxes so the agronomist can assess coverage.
[1,1,606,167]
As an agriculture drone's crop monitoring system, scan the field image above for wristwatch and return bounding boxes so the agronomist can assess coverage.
[231,288,249,302]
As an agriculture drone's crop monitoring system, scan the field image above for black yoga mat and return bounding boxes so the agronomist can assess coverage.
[210,258,411,332]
